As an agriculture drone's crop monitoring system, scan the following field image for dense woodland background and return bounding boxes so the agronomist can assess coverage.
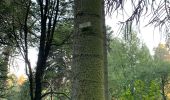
[1,0,170,100]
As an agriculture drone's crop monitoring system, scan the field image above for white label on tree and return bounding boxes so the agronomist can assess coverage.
[79,22,91,28]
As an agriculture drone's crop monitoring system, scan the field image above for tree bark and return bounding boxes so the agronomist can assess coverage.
[102,1,109,100]
[34,0,59,99]
[161,75,167,100]
[72,0,105,100]
[2,46,10,85]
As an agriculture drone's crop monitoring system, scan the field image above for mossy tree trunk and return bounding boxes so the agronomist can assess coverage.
[72,0,105,100]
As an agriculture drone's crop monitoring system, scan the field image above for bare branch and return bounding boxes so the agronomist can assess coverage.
[41,91,71,100]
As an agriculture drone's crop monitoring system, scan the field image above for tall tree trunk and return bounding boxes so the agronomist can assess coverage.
[161,75,167,100]
[0,46,10,94]
[34,0,59,99]
[2,46,10,78]
[0,46,10,98]
[102,1,109,100]
[34,56,46,100]
[72,0,105,100]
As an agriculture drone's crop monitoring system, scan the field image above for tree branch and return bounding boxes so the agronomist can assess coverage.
[41,91,71,100]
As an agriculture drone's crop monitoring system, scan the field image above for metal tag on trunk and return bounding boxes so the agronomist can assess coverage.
[79,22,91,28]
